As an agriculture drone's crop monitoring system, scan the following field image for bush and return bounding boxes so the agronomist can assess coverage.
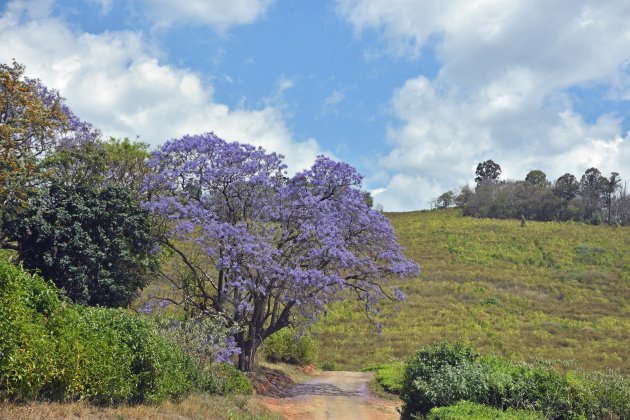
[0,256,198,404]
[198,363,253,395]
[428,401,543,420]
[263,329,317,365]
[0,259,60,401]
[401,342,478,417]
[400,342,629,419]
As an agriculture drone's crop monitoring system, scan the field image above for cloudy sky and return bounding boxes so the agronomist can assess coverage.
[2,0,630,210]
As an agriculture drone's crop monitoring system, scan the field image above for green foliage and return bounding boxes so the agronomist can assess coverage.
[263,329,318,365]
[427,401,543,420]
[320,361,337,371]
[400,342,479,417]
[42,137,151,194]
[7,183,155,307]
[400,342,630,420]
[0,256,252,404]
[371,362,405,394]
[198,363,253,395]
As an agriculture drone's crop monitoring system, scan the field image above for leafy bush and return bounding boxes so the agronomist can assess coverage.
[401,342,630,419]
[0,256,227,404]
[320,361,337,371]
[0,259,60,401]
[428,401,543,420]
[263,329,317,365]
[198,363,253,395]
[401,342,478,417]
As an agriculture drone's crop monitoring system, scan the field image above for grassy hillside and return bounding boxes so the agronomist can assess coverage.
[315,209,630,372]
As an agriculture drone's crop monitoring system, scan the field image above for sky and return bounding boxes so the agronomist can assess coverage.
[1,0,630,211]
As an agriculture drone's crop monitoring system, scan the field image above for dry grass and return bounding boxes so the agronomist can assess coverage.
[0,394,281,420]
[315,209,630,373]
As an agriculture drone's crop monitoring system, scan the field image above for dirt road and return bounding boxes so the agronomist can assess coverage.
[262,371,400,420]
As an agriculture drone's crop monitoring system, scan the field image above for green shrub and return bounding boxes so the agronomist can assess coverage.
[428,401,543,420]
[400,342,596,419]
[263,329,317,365]
[401,342,478,417]
[320,361,337,371]
[0,260,59,401]
[372,363,405,394]
[0,257,198,404]
[198,363,253,395]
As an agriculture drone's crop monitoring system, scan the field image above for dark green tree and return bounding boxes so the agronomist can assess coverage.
[7,183,155,307]
[525,169,551,188]
[553,173,579,201]
[474,159,501,184]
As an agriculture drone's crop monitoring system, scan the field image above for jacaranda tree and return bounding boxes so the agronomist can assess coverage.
[144,133,419,371]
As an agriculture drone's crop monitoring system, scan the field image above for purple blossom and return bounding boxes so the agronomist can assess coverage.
[144,132,419,370]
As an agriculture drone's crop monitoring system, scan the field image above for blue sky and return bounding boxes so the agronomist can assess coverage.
[2,0,630,210]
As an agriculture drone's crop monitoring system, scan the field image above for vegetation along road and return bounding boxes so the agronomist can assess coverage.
[262,371,399,419]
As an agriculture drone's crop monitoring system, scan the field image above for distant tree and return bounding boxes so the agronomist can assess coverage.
[7,183,155,307]
[474,160,501,184]
[553,173,579,201]
[525,170,551,188]
[362,190,374,208]
[455,185,473,208]
[603,172,622,225]
[144,133,419,371]
[579,167,606,223]
[433,191,456,209]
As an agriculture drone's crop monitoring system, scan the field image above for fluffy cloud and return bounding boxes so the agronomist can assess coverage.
[0,0,322,172]
[338,0,630,210]
[142,0,274,31]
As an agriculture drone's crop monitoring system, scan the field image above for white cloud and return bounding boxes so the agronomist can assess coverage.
[0,0,322,172]
[142,0,274,31]
[337,0,630,210]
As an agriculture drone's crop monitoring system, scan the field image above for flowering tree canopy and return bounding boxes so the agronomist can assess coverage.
[1,61,99,248]
[144,133,419,371]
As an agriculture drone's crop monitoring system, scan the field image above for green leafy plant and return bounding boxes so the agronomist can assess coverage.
[263,329,318,366]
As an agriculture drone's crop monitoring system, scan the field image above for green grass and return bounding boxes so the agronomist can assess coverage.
[315,209,630,372]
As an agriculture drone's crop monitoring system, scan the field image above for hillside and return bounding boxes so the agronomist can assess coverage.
[315,209,630,372]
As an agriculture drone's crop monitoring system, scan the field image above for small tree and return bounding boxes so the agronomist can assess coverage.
[144,133,419,371]
[474,160,501,185]
[433,191,455,209]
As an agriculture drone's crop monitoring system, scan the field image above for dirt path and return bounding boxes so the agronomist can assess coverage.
[261,371,400,420]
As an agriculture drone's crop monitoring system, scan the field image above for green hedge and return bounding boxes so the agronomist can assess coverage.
[0,257,250,404]
[400,342,630,419]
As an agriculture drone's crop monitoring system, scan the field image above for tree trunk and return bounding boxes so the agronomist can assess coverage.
[238,339,258,372]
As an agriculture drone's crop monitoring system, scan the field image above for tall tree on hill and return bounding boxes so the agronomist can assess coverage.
[144,133,419,371]
[603,172,622,225]
[579,167,606,223]
[474,160,501,185]
[525,170,551,188]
